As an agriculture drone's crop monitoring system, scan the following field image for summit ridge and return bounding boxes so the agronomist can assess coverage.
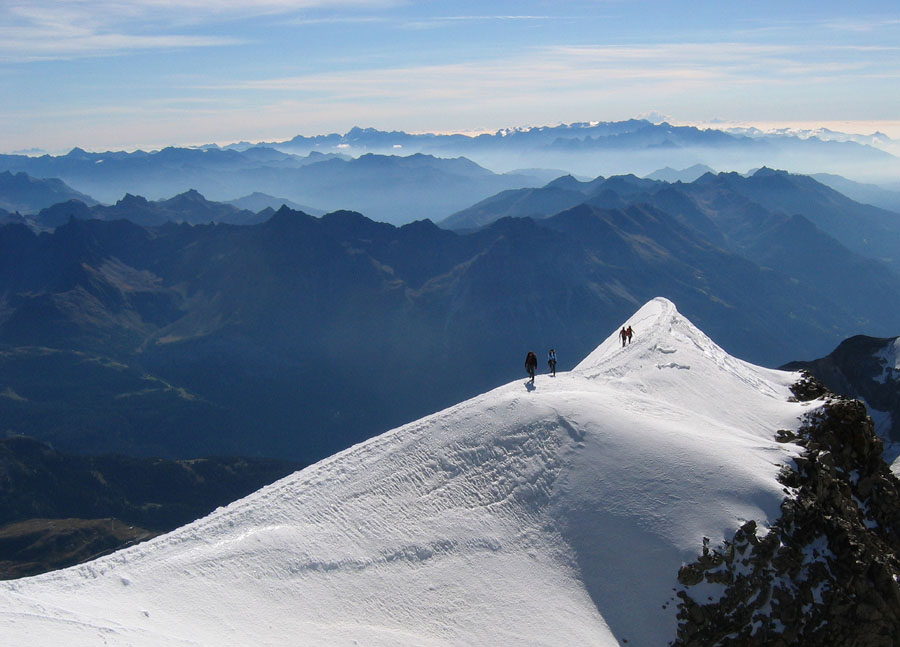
[0,299,816,645]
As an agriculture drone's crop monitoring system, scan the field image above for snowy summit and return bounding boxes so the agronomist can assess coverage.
[0,298,811,646]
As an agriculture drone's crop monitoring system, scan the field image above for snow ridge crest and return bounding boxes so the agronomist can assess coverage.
[575,297,790,401]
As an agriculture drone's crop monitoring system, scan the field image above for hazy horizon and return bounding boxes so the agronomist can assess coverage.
[5,117,900,158]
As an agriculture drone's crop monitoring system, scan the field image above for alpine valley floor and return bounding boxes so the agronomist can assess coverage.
[0,298,816,646]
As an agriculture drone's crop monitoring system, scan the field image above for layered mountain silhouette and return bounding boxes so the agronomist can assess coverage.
[0,171,97,214]
[0,150,543,225]
[270,120,895,159]
[30,189,266,229]
[253,120,900,181]
[812,173,900,215]
[226,192,323,216]
[4,119,898,227]
[3,191,900,464]
[645,163,716,183]
[443,167,900,271]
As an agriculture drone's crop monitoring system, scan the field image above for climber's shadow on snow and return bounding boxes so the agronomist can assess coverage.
[525,381,536,392]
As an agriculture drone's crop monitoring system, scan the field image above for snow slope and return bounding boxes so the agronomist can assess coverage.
[0,298,813,646]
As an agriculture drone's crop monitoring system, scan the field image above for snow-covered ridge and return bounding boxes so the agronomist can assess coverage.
[0,298,812,646]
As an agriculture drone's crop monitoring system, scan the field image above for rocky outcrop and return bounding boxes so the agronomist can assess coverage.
[673,381,900,646]
[784,335,900,443]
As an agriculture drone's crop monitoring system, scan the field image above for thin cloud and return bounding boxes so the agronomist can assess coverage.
[0,0,402,61]
[820,17,900,33]
[400,14,568,30]
[0,32,245,63]
[185,37,899,134]
[286,16,389,26]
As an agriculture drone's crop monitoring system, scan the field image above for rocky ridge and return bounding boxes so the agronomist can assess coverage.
[673,375,900,646]
[783,335,900,446]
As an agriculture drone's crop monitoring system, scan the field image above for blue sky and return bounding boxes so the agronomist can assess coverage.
[2,0,899,153]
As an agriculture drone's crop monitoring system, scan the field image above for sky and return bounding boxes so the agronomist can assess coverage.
[2,0,900,153]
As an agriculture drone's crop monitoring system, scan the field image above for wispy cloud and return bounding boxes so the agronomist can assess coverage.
[165,36,900,144]
[820,17,900,33]
[0,31,243,63]
[0,0,401,61]
[286,15,389,26]
[214,40,886,98]
[399,14,575,30]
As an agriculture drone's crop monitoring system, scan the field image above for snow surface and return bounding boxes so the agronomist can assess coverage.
[0,297,813,646]
[866,339,899,473]
[872,337,900,385]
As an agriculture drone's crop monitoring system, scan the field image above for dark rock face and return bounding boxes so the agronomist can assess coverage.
[784,336,900,443]
[673,387,900,646]
[788,370,831,402]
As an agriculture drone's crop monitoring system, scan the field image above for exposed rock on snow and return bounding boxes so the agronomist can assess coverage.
[0,298,825,645]
[674,391,900,646]
[783,335,900,473]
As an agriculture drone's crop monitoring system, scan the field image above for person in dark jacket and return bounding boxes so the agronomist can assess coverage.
[525,351,538,383]
[548,349,557,377]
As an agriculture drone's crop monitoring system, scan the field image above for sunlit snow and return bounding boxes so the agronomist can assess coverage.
[0,297,813,646]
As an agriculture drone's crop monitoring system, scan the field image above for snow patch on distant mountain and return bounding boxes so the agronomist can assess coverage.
[868,339,900,473]
[873,338,900,384]
[0,297,810,646]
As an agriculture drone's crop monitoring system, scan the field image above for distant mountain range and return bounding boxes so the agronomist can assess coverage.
[0,149,545,225]
[811,173,900,214]
[243,120,900,182]
[0,171,97,214]
[29,189,267,229]
[442,167,900,272]
[226,192,323,216]
[3,119,899,227]
[644,163,716,183]
[3,166,900,463]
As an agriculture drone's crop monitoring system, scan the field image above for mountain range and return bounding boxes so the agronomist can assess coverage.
[0,171,97,215]
[3,171,900,465]
[811,173,900,214]
[240,120,900,182]
[2,299,897,645]
[3,118,899,227]
[0,149,545,225]
[442,167,900,269]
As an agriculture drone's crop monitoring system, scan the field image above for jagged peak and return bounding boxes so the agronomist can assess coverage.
[166,188,207,202]
[116,193,150,206]
[751,166,789,178]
